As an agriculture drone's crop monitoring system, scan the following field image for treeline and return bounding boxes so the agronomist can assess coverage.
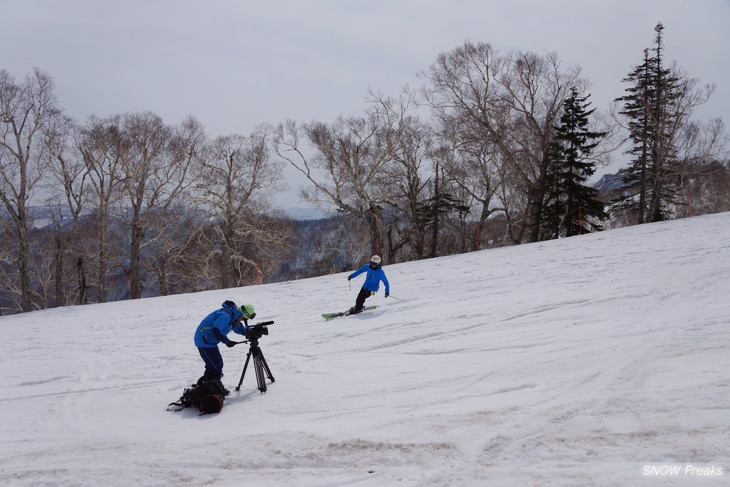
[2,25,728,314]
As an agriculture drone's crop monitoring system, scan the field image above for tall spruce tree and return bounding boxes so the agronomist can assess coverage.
[416,157,470,257]
[615,23,682,223]
[542,87,608,239]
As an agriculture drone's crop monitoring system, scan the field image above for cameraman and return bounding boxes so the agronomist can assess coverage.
[194,300,256,383]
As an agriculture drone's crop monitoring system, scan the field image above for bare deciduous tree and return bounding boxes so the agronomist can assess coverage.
[673,117,729,216]
[0,68,62,311]
[368,88,433,260]
[275,111,392,257]
[195,126,286,288]
[423,42,583,243]
[0,213,21,313]
[143,197,206,296]
[438,116,505,250]
[44,114,88,307]
[78,114,128,302]
[115,112,200,299]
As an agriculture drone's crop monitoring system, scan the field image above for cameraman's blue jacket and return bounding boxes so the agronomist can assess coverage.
[194,301,248,348]
[349,265,390,294]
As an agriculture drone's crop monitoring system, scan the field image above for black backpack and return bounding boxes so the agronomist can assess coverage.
[170,378,228,414]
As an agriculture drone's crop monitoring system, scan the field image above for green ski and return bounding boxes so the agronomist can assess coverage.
[322,305,378,321]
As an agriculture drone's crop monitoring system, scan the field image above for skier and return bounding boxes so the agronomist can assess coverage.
[194,300,256,383]
[347,255,390,314]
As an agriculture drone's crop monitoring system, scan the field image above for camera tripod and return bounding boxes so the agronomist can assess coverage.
[235,336,275,393]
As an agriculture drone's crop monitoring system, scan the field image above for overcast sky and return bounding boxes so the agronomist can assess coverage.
[3,0,729,208]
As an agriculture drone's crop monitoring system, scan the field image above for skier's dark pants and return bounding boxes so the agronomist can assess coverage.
[354,287,374,310]
[198,346,224,380]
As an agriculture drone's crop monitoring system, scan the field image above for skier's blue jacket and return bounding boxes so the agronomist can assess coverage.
[349,264,390,294]
[194,301,248,348]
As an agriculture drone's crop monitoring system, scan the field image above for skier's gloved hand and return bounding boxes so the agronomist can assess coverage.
[347,276,352,281]
[225,341,236,348]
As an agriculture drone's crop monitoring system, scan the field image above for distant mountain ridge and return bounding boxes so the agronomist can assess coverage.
[594,173,624,192]
[283,207,334,220]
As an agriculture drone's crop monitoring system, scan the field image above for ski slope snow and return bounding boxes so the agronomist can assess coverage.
[1,212,729,486]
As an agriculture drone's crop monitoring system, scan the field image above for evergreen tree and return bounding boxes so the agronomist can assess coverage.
[615,23,682,223]
[417,158,470,257]
[542,87,608,239]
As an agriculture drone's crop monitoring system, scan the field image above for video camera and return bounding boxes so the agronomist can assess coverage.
[244,321,274,342]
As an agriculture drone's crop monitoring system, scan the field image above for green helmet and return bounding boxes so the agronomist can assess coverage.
[239,304,256,320]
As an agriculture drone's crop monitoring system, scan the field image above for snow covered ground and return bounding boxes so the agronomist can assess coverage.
[1,212,729,487]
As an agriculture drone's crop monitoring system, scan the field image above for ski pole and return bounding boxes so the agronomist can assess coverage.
[386,294,400,300]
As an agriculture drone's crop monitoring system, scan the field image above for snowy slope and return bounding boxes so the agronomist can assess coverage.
[1,213,729,487]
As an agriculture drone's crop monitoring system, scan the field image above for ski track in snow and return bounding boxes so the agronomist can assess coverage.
[1,213,730,486]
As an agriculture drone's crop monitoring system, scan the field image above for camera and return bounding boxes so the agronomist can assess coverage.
[244,321,274,341]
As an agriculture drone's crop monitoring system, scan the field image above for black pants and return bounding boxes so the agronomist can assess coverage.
[355,287,374,310]
[198,346,224,380]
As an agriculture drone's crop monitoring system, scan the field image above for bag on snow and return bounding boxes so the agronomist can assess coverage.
[170,378,228,414]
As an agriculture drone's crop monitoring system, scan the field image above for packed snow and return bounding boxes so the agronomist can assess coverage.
[1,213,729,486]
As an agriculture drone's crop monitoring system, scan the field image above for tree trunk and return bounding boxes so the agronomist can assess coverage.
[128,224,144,299]
[18,219,33,312]
[53,232,64,308]
[96,211,109,303]
[76,257,88,305]
[365,204,384,257]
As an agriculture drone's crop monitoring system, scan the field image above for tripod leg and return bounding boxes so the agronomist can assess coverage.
[235,349,253,391]
[257,350,275,383]
[253,353,267,393]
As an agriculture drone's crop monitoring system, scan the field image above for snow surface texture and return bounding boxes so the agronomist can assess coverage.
[1,213,729,487]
